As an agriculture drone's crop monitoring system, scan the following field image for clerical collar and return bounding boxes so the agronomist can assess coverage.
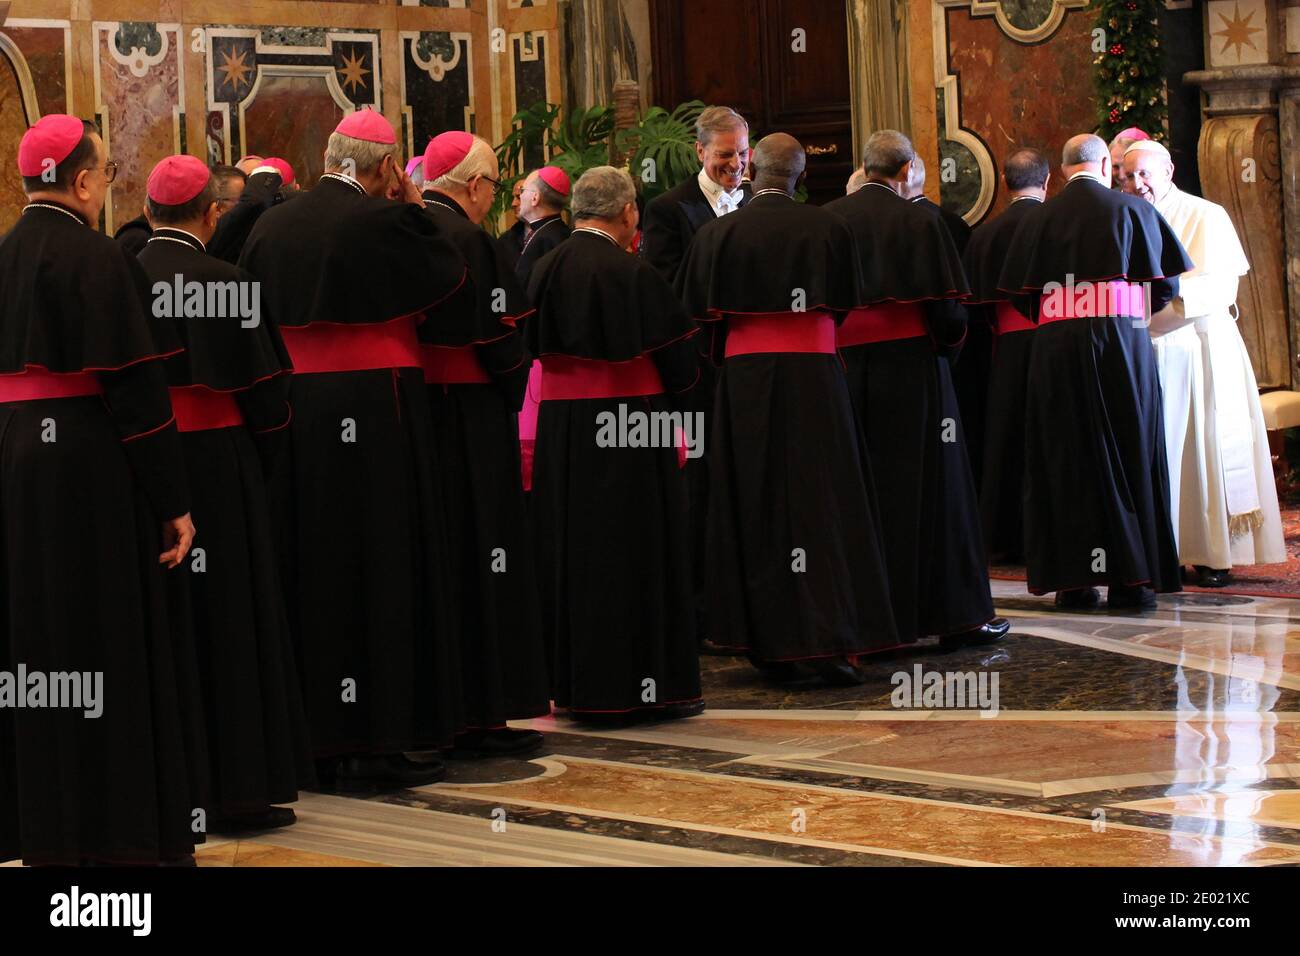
[751,188,792,200]
[864,181,901,198]
[1009,194,1044,205]
[22,201,88,226]
[319,172,366,195]
[526,213,563,233]
[147,227,206,251]
[520,215,564,253]
[422,192,468,219]
[572,226,619,247]
[698,167,744,214]
[1067,170,1110,187]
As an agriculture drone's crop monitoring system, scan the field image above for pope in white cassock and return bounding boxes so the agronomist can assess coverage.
[1122,140,1284,586]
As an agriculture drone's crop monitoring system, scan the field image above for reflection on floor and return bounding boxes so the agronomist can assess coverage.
[196,581,1300,867]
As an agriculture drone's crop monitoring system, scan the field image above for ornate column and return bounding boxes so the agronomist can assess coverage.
[1186,0,1298,390]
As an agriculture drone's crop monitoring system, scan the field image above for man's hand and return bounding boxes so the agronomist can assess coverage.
[159,513,196,569]
[391,165,424,206]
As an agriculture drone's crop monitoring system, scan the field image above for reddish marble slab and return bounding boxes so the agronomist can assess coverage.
[945,6,1098,223]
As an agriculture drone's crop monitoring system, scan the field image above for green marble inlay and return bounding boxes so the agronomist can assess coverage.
[261,26,328,48]
[114,22,163,58]
[1000,0,1057,32]
[414,31,459,64]
[936,89,981,219]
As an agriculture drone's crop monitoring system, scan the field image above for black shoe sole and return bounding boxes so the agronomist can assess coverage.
[443,738,545,760]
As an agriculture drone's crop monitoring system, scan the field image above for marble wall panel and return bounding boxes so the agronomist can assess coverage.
[95,21,181,235]
[939,2,1096,223]
[1,1,561,231]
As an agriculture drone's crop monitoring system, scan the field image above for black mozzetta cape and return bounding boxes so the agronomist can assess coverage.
[421,193,531,407]
[238,174,468,331]
[514,213,570,289]
[136,229,291,393]
[963,196,1043,303]
[0,202,190,520]
[825,182,969,306]
[676,192,860,329]
[525,229,696,371]
[135,228,293,434]
[997,175,1193,301]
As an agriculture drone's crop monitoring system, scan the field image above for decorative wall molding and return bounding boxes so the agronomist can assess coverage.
[0,31,41,123]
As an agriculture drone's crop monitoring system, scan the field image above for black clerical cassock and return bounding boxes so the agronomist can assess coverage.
[825,183,997,645]
[526,228,703,716]
[239,174,468,762]
[0,202,208,864]
[514,212,570,288]
[963,195,1043,563]
[678,192,899,663]
[420,193,550,736]
[997,172,1192,598]
[136,227,314,819]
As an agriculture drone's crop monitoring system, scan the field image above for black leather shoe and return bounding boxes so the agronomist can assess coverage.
[334,753,445,791]
[808,657,868,686]
[1055,587,1101,609]
[446,728,544,760]
[210,806,297,836]
[751,658,818,685]
[1195,566,1233,588]
[938,617,1010,652]
[656,699,706,720]
[1107,583,1157,609]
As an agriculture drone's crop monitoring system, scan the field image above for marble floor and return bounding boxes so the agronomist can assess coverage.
[195,581,1300,867]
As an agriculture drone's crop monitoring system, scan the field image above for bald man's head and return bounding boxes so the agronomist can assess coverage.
[749,133,806,194]
[1062,133,1110,186]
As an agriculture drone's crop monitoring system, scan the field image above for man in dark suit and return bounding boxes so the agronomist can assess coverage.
[641,105,751,655]
[641,106,752,285]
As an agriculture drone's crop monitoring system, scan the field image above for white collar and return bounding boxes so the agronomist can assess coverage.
[23,202,87,226]
[1009,194,1044,205]
[320,171,365,195]
[752,188,791,200]
[698,167,743,208]
[572,226,619,247]
[864,181,901,196]
[1067,170,1110,187]
[148,226,207,251]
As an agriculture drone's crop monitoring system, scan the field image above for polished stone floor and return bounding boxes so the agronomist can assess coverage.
[193,581,1300,867]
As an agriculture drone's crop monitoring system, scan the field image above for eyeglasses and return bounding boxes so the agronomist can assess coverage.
[102,161,119,184]
[478,174,505,197]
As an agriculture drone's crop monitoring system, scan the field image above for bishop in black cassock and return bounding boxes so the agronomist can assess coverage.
[998,134,1192,609]
[964,148,1050,564]
[679,134,899,685]
[419,132,550,755]
[826,131,1007,651]
[239,109,468,788]
[136,155,313,833]
[1,117,207,864]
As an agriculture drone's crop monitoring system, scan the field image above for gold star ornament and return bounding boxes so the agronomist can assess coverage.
[338,48,371,95]
[1213,2,1264,60]
[218,47,253,93]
